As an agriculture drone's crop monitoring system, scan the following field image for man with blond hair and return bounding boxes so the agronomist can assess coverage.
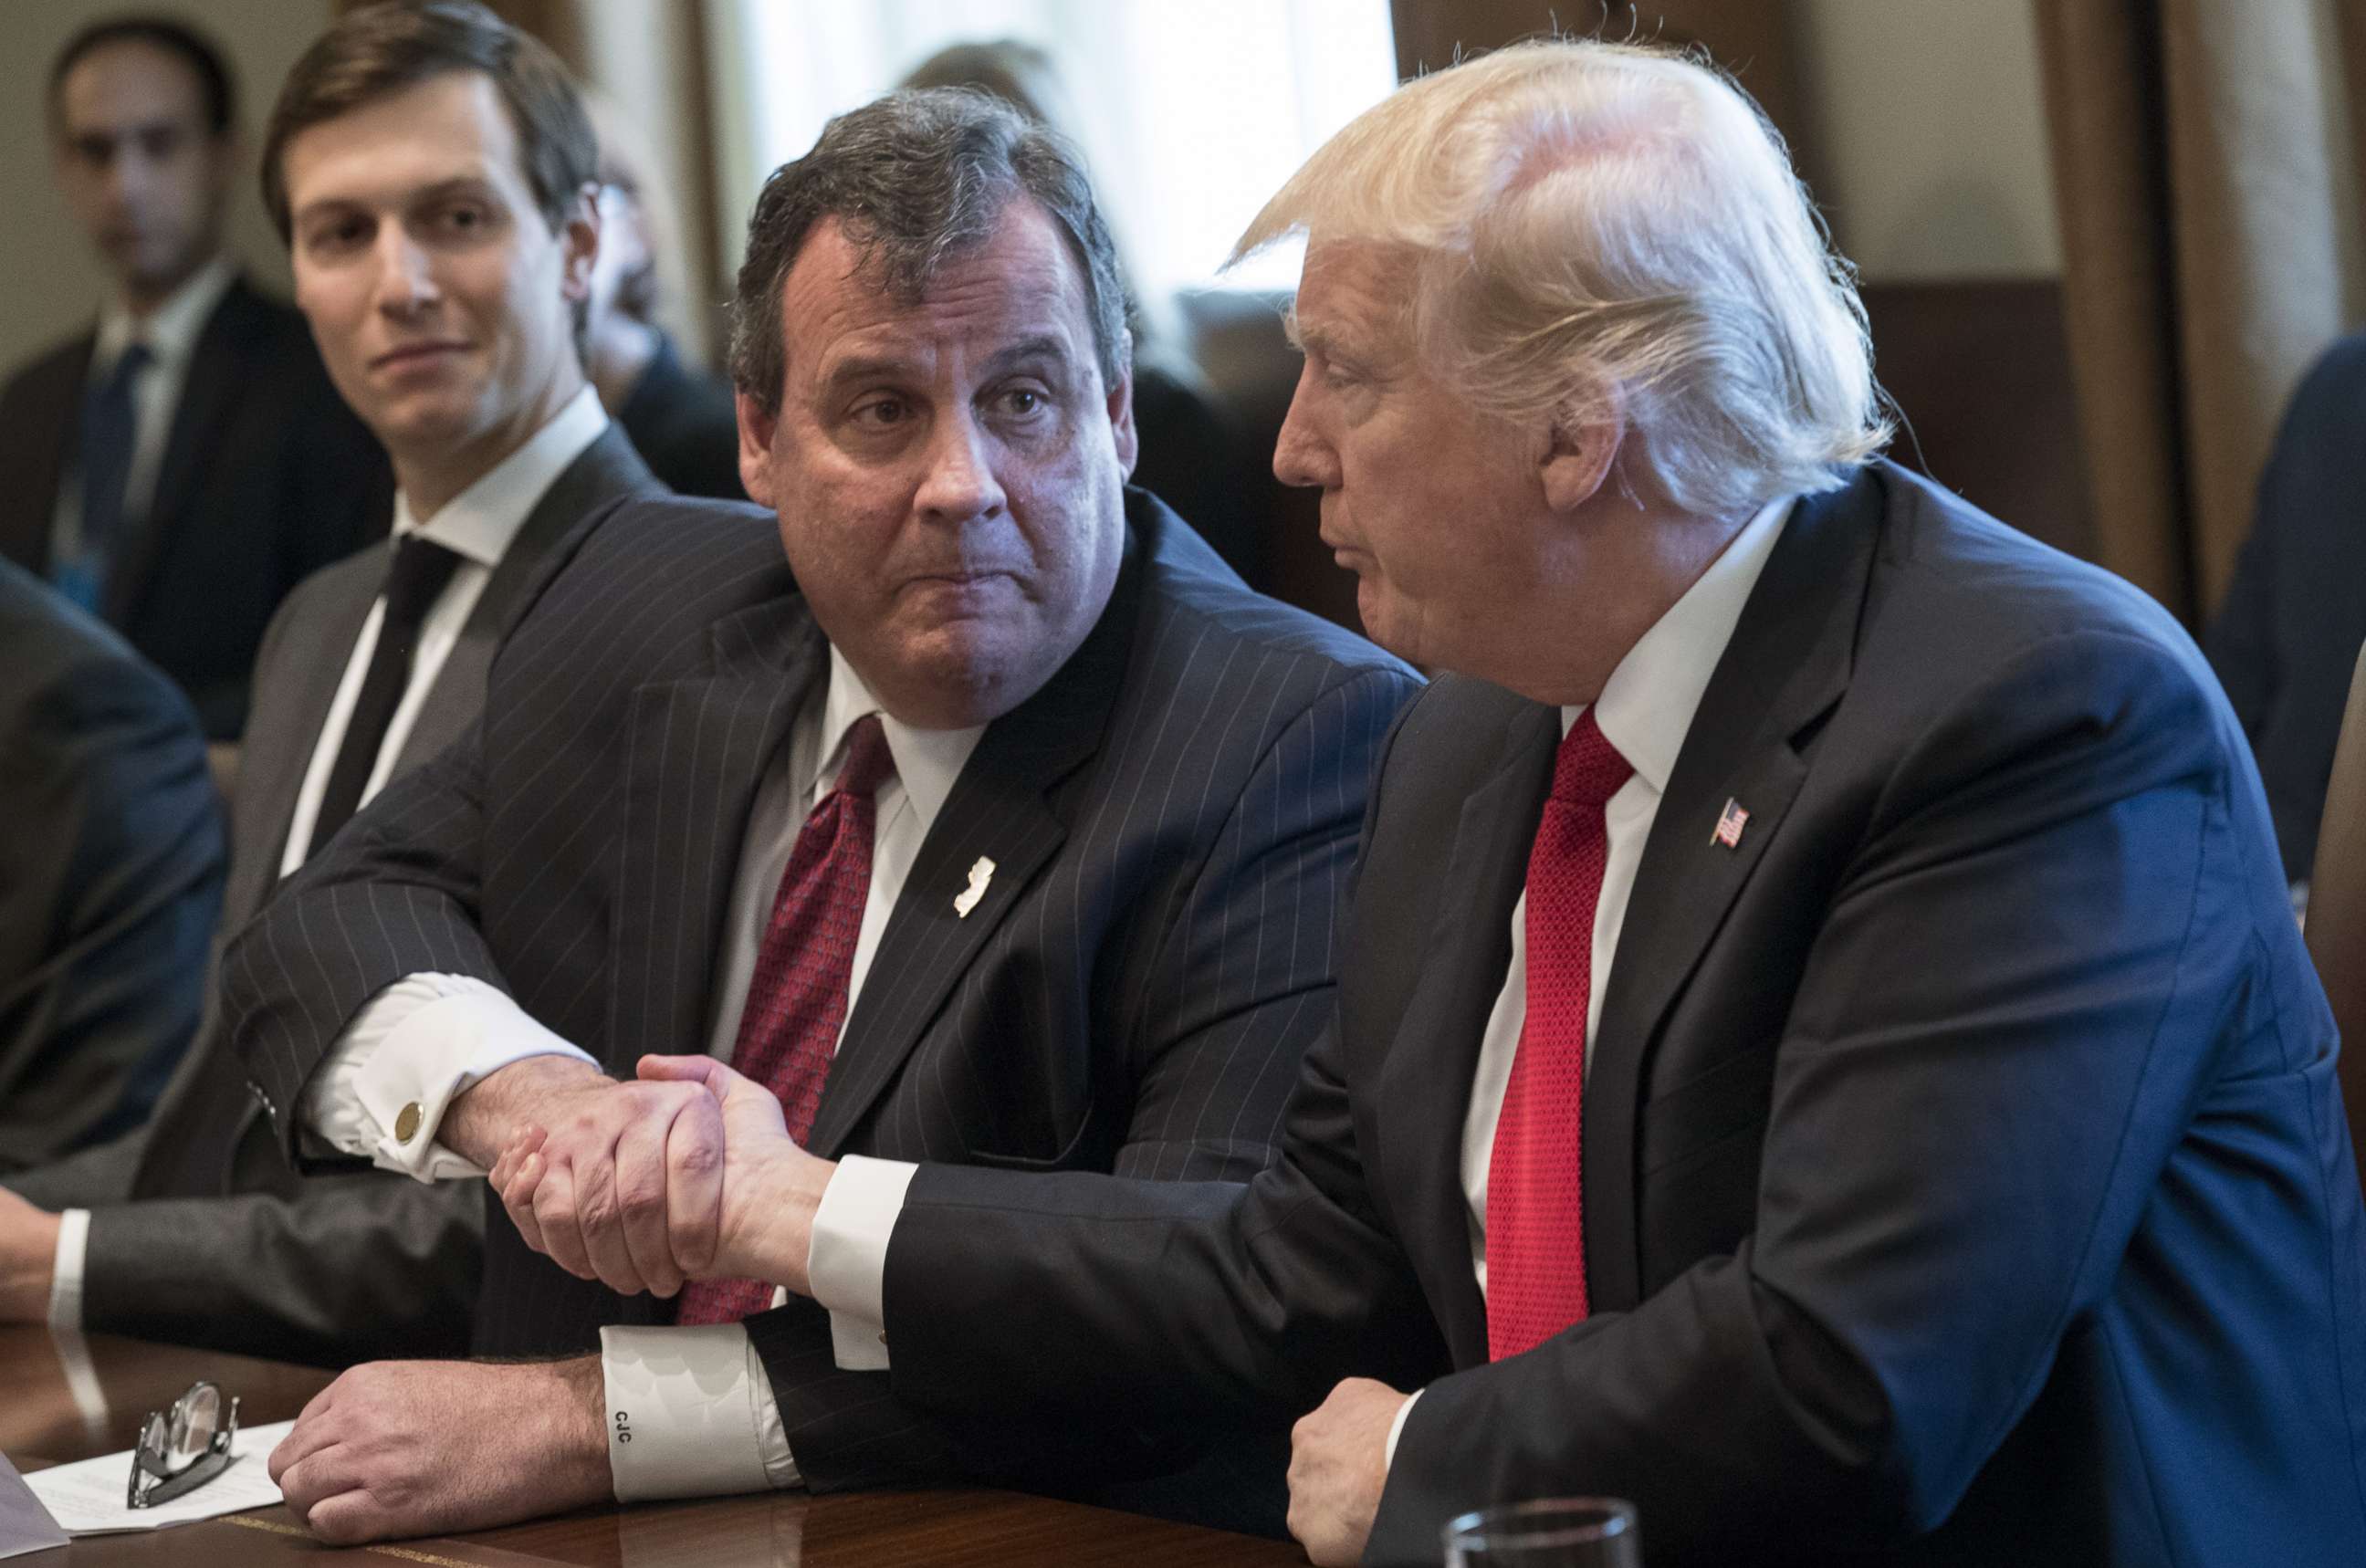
[500,38,2366,1565]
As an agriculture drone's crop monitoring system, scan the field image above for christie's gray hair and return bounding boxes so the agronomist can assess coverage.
[1236,39,1889,515]
[729,88,1132,415]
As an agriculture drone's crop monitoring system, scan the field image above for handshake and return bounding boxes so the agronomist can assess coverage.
[480,1055,832,1300]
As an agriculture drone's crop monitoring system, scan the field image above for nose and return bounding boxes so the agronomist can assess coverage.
[913,408,1009,524]
[371,225,440,318]
[1272,363,1340,490]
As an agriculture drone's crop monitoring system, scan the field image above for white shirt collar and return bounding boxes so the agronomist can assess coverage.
[1579,493,1796,791]
[818,644,985,831]
[391,385,608,570]
[95,254,235,371]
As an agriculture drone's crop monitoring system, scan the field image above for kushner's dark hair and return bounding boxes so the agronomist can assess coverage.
[50,16,236,138]
[259,0,594,244]
[728,87,1133,414]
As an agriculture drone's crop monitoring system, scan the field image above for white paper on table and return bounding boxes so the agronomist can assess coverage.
[23,1417,297,1534]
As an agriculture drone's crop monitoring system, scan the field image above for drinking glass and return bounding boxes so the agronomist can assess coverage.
[1442,1497,1642,1566]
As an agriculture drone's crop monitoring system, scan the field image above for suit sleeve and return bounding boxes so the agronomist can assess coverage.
[0,639,225,1171]
[1366,632,2270,1564]
[222,712,509,1165]
[77,1166,482,1367]
[749,664,1430,1503]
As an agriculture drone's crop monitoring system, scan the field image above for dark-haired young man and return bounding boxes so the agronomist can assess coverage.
[0,0,657,1373]
[0,16,387,737]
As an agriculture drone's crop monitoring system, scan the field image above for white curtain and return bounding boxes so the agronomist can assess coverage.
[702,0,1397,296]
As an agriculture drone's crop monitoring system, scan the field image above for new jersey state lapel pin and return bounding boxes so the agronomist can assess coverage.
[1712,797,1750,850]
[954,856,996,917]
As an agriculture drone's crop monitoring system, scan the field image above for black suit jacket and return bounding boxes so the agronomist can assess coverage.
[871,463,2366,1566]
[0,275,391,738]
[225,489,1419,1511]
[0,560,223,1170]
[616,333,745,501]
[2208,329,2366,883]
[5,428,659,1370]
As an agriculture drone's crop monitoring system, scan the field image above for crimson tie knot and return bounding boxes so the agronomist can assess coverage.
[1551,708,1632,810]
[832,714,896,799]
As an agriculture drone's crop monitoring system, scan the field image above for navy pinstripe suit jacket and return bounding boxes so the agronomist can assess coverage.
[225,487,1420,1516]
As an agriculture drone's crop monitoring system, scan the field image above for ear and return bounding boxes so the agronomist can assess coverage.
[734,389,779,507]
[557,181,600,303]
[1105,329,1138,480]
[1540,392,1624,514]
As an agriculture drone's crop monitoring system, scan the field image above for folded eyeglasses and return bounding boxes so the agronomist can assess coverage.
[126,1380,239,1509]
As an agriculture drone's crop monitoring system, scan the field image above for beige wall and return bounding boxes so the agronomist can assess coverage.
[0,0,336,373]
[1792,0,2063,280]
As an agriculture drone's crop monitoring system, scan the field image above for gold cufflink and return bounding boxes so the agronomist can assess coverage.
[394,1102,423,1144]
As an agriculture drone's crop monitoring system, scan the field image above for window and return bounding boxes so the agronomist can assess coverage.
[706,0,1399,295]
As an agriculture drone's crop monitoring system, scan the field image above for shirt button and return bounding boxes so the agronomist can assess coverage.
[394,1103,424,1144]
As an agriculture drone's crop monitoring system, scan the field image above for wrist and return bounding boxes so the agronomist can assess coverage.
[539,1354,613,1503]
[445,1055,609,1166]
[726,1148,833,1293]
[0,1208,62,1322]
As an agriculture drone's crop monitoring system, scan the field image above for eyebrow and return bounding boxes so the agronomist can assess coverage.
[292,174,497,229]
[815,333,1078,396]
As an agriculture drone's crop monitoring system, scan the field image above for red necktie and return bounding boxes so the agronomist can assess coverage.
[1485,708,1632,1360]
[675,715,896,1325]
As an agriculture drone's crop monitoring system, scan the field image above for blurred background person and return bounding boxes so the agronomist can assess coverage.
[581,90,742,499]
[900,39,1258,580]
[0,557,221,1177]
[2206,326,2366,919]
[0,15,388,739]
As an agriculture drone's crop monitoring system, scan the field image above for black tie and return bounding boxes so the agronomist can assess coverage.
[309,535,464,856]
[55,340,153,612]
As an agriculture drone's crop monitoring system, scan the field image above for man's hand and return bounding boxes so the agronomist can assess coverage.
[268,1356,608,1545]
[1288,1377,1410,1567]
[0,1186,62,1322]
[449,1055,726,1298]
[494,1055,834,1295]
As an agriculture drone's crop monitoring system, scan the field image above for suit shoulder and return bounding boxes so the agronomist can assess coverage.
[1136,520,1415,689]
[0,562,196,749]
[0,332,93,407]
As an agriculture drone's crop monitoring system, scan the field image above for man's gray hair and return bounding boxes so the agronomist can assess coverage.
[1236,39,1890,516]
[729,88,1133,415]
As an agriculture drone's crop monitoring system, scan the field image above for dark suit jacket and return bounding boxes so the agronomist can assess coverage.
[868,463,2366,1566]
[2208,329,2366,884]
[5,427,658,1370]
[225,489,1419,1514]
[0,275,391,738]
[617,332,745,501]
[0,560,223,1170]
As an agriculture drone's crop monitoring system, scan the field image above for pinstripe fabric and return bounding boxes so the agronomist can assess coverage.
[223,488,1419,1516]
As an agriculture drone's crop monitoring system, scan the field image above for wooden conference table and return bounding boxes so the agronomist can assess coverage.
[1,1325,1303,1565]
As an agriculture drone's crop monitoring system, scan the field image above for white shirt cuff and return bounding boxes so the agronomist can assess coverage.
[1385,1387,1422,1469]
[808,1154,918,1372]
[47,1208,90,1333]
[298,973,599,1180]
[600,1323,799,1500]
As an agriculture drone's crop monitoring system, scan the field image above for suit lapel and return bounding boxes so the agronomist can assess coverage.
[1377,700,1559,1366]
[393,426,656,774]
[608,595,822,1065]
[1582,472,1883,1311]
[104,280,250,626]
[802,542,1142,1157]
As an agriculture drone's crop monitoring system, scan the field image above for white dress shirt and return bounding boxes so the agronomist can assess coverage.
[798,494,1797,1469]
[47,255,237,565]
[293,647,983,1501]
[44,387,608,1334]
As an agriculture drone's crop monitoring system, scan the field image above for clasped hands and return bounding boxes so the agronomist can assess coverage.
[484,1052,834,1299]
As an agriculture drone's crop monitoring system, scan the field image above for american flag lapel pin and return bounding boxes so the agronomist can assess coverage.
[954,856,996,918]
[1712,797,1750,850]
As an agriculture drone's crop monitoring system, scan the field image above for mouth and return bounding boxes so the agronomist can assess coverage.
[371,341,469,372]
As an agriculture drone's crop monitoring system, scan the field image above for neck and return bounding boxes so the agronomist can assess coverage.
[117,248,218,319]
[1490,498,1753,708]
[588,318,661,414]
[396,366,585,522]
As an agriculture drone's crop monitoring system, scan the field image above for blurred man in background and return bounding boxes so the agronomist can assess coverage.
[0,16,388,738]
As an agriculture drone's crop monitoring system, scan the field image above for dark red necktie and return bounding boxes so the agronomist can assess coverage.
[675,715,896,1325]
[1485,708,1632,1361]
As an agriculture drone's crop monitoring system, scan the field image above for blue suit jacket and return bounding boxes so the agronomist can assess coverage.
[880,462,2366,1565]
